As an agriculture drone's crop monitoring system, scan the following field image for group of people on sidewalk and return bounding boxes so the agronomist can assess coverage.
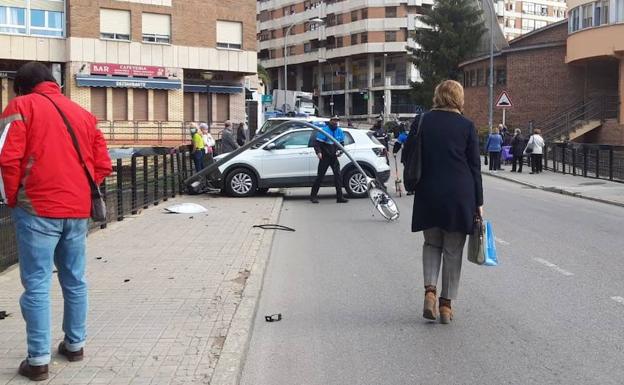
[189,120,249,173]
[485,126,545,174]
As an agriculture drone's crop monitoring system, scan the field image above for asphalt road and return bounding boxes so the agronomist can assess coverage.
[240,175,624,385]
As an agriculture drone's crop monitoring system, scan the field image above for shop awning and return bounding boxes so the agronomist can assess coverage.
[75,75,182,90]
[183,84,244,94]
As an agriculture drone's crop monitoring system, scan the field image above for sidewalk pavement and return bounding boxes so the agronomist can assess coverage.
[482,161,624,207]
[0,194,283,385]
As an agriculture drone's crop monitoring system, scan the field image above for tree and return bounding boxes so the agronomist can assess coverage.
[408,0,486,108]
[257,64,271,89]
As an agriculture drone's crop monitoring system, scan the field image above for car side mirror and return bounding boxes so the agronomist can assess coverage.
[264,142,277,151]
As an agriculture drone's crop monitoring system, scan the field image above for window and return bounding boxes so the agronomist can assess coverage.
[522,19,535,31]
[153,90,168,121]
[273,131,313,150]
[113,88,128,121]
[361,8,368,19]
[100,9,130,41]
[360,32,368,44]
[351,33,358,45]
[217,20,243,49]
[336,14,343,25]
[30,9,63,37]
[385,31,397,42]
[142,13,171,44]
[581,4,593,28]
[617,0,624,22]
[91,88,107,121]
[216,94,229,122]
[133,89,148,121]
[0,6,26,34]
[304,42,311,53]
[385,6,397,18]
[336,36,343,48]
[535,20,547,29]
[495,68,507,85]
[351,10,358,22]
[569,7,580,32]
[522,2,535,15]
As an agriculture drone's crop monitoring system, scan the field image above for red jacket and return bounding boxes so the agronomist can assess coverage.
[0,82,112,218]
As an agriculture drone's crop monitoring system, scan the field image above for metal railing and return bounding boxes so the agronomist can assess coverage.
[543,142,624,182]
[0,149,194,273]
[98,121,224,148]
[541,95,619,142]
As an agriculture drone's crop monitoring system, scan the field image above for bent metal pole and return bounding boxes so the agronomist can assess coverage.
[184,121,400,221]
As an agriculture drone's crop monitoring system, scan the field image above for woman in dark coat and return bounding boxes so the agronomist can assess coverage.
[510,128,525,172]
[410,80,483,324]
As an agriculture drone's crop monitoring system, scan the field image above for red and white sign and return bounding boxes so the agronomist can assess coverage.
[495,91,513,108]
[90,63,167,78]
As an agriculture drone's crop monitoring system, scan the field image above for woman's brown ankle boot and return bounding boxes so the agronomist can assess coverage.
[423,286,437,320]
[439,297,453,324]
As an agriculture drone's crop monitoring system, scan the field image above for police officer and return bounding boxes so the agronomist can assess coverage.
[310,116,349,204]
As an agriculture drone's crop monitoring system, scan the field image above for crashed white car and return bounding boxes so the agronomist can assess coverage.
[213,123,390,198]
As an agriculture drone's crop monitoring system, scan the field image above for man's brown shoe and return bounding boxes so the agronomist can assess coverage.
[439,298,453,324]
[18,360,48,381]
[58,341,84,362]
[423,290,437,320]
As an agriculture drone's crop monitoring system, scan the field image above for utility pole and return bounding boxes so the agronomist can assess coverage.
[486,0,495,134]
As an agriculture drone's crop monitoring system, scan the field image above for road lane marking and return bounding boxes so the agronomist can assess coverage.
[611,296,624,305]
[533,258,574,276]
[495,237,510,246]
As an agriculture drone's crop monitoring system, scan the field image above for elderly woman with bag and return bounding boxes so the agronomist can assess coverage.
[409,80,484,324]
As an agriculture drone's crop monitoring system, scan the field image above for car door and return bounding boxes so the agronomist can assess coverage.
[261,130,314,183]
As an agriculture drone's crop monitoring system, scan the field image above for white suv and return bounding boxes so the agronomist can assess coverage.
[213,124,390,198]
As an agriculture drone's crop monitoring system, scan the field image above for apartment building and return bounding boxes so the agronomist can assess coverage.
[494,0,568,40]
[0,0,257,144]
[257,0,434,120]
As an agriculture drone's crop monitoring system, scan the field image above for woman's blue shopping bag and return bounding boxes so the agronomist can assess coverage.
[483,220,499,266]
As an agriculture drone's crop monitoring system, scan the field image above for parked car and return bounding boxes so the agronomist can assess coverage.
[212,122,390,198]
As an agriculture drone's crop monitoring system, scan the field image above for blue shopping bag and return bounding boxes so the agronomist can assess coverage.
[483,220,499,266]
[502,146,513,161]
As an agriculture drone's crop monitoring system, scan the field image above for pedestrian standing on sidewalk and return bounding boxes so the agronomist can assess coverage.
[511,128,525,173]
[525,128,545,174]
[485,127,503,171]
[220,120,239,154]
[190,125,205,172]
[236,122,247,146]
[310,115,349,204]
[411,80,483,324]
[0,62,112,381]
[199,123,216,164]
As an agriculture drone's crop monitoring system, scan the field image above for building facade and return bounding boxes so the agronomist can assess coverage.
[257,0,434,121]
[0,0,257,145]
[460,5,623,145]
[494,0,567,40]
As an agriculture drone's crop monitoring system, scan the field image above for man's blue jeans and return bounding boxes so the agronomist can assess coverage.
[12,207,88,366]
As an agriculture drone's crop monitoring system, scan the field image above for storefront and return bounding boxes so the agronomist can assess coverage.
[70,62,183,123]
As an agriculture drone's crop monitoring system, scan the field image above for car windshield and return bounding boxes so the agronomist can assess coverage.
[366,131,383,146]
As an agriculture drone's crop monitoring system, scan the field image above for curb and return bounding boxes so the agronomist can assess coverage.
[210,196,284,385]
[483,171,624,208]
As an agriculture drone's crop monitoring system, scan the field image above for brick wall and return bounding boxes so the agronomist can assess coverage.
[576,119,624,145]
[67,0,256,51]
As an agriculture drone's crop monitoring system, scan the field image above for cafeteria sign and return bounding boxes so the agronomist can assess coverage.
[90,63,166,78]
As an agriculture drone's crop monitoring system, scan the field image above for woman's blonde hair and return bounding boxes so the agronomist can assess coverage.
[492,127,500,134]
[533,128,542,134]
[433,80,464,112]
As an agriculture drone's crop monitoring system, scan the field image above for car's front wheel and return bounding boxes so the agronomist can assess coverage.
[225,168,257,197]
[344,168,372,198]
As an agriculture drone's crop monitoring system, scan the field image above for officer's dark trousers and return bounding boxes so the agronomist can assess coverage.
[311,156,343,199]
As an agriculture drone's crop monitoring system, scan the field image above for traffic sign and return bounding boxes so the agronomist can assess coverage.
[495,91,513,108]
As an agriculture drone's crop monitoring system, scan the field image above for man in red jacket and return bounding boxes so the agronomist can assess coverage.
[0,62,112,381]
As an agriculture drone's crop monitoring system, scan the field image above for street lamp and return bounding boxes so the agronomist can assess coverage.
[284,17,324,98]
[201,71,213,128]
[484,0,496,134]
